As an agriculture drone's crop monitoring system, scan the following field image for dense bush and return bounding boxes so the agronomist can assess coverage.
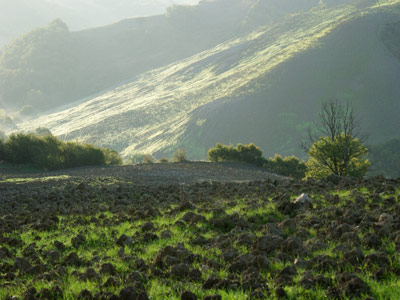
[1,133,121,169]
[305,134,370,179]
[208,143,264,166]
[172,149,188,162]
[368,139,400,178]
[35,127,53,136]
[264,154,307,179]
[126,153,154,164]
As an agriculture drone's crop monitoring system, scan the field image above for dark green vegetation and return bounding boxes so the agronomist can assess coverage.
[0,133,122,170]
[303,99,370,180]
[264,155,307,180]
[0,170,399,299]
[306,134,370,180]
[207,143,306,179]
[208,143,264,166]
[368,139,400,179]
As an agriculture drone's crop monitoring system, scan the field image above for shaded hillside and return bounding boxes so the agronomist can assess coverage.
[0,0,199,46]
[0,0,329,113]
[18,0,400,160]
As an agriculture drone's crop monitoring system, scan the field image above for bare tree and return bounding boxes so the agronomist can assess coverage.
[302,98,369,178]
[302,98,367,149]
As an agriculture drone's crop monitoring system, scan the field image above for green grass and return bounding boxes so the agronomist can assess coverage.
[1,182,400,299]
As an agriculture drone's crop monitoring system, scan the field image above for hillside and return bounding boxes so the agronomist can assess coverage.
[0,0,199,46]
[17,0,400,160]
[0,0,335,113]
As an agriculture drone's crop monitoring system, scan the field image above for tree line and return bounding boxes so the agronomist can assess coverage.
[0,131,121,170]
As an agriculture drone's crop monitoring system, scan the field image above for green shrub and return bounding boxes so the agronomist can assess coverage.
[305,134,369,179]
[35,127,53,136]
[173,149,188,162]
[208,143,264,166]
[264,154,306,179]
[143,154,155,164]
[2,133,121,169]
[101,148,123,166]
[158,158,169,163]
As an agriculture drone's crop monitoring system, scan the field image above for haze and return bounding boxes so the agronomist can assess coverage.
[0,0,199,45]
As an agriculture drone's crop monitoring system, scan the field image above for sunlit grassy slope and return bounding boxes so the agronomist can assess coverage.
[19,0,400,159]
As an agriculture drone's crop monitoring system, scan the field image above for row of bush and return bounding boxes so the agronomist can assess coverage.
[126,149,189,164]
[0,133,122,170]
[207,143,306,179]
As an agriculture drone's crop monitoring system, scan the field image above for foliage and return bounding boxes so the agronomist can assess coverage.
[126,153,155,164]
[158,158,169,163]
[1,133,121,170]
[0,19,77,111]
[264,154,307,179]
[101,148,123,166]
[304,99,369,179]
[172,149,188,162]
[143,154,155,164]
[35,127,52,136]
[208,143,264,166]
[305,133,370,179]
[368,139,400,178]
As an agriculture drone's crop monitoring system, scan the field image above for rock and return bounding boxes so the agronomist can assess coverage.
[188,269,202,281]
[71,232,86,249]
[119,286,149,300]
[37,287,63,299]
[181,291,197,300]
[342,248,364,266]
[337,273,370,298]
[203,295,222,300]
[77,289,93,300]
[180,212,206,224]
[365,252,390,268]
[362,233,382,249]
[222,247,239,262]
[53,240,65,251]
[0,246,12,259]
[79,268,101,281]
[103,276,120,288]
[45,250,61,262]
[236,232,256,247]
[13,258,32,273]
[279,219,297,234]
[23,287,37,300]
[275,287,286,298]
[141,222,155,232]
[293,193,313,210]
[281,237,304,254]
[100,263,117,275]
[161,230,172,239]
[203,277,221,290]
[64,252,82,266]
[171,263,190,278]
[116,234,133,246]
[142,232,159,242]
[26,264,46,276]
[254,235,283,253]
[126,271,147,284]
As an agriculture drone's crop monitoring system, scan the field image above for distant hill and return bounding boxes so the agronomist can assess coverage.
[18,0,400,160]
[0,0,199,46]
[1,0,341,113]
